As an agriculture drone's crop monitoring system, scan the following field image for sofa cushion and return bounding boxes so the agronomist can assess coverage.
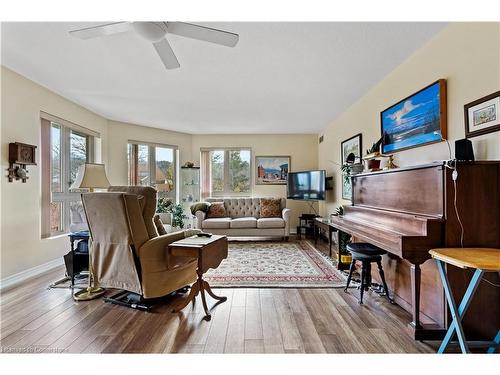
[230,217,258,229]
[257,217,285,229]
[223,198,261,218]
[202,217,231,229]
[207,202,227,218]
[259,198,282,218]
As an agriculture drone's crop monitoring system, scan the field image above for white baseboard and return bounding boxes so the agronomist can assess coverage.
[0,257,64,291]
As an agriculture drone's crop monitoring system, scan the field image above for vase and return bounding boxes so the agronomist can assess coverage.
[367,159,381,170]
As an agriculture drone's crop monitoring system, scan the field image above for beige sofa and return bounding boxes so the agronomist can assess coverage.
[194,198,291,239]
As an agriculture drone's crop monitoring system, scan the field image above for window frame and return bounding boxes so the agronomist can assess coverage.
[41,114,97,238]
[202,147,252,197]
[127,140,179,202]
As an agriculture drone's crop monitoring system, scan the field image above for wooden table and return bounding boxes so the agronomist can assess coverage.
[169,235,228,320]
[429,248,500,353]
[313,217,336,258]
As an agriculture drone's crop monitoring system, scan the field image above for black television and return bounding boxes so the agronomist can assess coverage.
[287,170,326,201]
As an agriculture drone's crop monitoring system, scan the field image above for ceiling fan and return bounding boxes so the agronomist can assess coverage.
[69,22,239,70]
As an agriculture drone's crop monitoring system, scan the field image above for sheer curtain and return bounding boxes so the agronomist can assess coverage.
[200,150,211,199]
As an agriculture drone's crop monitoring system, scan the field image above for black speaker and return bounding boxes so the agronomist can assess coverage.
[455,139,474,161]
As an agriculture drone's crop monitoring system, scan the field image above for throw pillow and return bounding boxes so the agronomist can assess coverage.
[154,214,167,236]
[260,198,282,218]
[207,202,227,218]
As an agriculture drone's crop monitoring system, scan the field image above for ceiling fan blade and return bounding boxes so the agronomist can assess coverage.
[166,22,239,47]
[153,39,180,69]
[69,22,131,40]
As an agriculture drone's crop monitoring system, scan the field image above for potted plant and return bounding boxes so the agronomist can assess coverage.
[156,197,173,224]
[333,206,352,266]
[168,203,187,229]
[365,137,383,170]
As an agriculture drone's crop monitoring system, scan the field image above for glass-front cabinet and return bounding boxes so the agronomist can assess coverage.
[180,166,200,227]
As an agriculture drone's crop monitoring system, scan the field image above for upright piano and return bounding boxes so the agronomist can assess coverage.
[329,161,500,340]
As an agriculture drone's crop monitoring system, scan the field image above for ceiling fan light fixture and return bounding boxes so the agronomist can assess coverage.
[131,22,167,42]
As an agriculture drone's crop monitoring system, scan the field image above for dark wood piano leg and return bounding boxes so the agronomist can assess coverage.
[409,264,422,330]
[407,262,447,341]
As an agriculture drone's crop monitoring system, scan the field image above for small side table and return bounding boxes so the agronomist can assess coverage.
[68,231,90,287]
[49,231,89,289]
[169,235,228,320]
[429,247,500,353]
[313,217,337,258]
[297,214,319,239]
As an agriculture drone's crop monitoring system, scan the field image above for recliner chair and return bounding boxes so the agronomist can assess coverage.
[81,186,198,310]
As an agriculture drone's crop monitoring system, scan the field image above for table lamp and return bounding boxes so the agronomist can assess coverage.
[70,163,110,301]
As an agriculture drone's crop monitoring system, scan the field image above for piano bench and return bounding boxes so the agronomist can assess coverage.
[347,242,387,256]
[345,243,394,305]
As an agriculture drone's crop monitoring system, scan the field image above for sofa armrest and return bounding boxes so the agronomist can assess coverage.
[195,210,206,229]
[282,208,292,236]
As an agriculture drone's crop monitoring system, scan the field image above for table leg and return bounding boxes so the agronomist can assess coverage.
[203,280,227,303]
[436,261,484,354]
[172,280,200,313]
[328,228,332,258]
[487,330,500,353]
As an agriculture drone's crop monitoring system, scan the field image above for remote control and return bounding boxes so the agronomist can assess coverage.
[197,232,212,237]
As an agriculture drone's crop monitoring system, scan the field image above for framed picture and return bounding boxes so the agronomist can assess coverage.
[464,91,500,138]
[255,156,290,185]
[341,133,362,165]
[381,79,447,154]
[342,176,352,201]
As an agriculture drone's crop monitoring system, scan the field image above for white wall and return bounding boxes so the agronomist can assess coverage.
[0,66,109,278]
[318,22,500,216]
[191,134,319,229]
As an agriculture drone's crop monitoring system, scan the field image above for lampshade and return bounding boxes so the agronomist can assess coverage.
[70,163,111,191]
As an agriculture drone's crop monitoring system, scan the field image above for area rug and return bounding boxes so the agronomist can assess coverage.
[204,240,348,288]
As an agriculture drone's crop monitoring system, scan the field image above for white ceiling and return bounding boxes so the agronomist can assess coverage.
[1,22,446,134]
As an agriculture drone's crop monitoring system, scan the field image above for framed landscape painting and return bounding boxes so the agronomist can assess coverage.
[464,91,500,138]
[341,133,362,165]
[255,156,290,185]
[381,79,447,154]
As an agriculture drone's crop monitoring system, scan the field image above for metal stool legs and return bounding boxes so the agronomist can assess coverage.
[376,260,394,303]
[359,261,369,304]
[344,256,393,305]
[344,259,357,292]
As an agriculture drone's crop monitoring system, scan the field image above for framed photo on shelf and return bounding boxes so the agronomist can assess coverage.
[464,91,500,138]
[255,156,290,185]
[381,79,447,154]
[340,133,362,165]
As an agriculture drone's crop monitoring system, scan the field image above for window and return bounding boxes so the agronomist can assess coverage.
[128,142,177,202]
[201,148,251,197]
[41,115,97,237]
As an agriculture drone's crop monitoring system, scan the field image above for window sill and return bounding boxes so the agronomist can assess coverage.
[41,233,69,240]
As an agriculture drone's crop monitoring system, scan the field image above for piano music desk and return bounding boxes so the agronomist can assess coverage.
[429,248,500,353]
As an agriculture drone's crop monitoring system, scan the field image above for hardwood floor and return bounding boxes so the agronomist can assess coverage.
[0,240,439,354]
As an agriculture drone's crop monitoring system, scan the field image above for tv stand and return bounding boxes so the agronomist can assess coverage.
[297,214,320,239]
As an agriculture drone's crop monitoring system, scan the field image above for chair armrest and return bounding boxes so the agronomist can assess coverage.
[138,232,188,271]
[282,208,292,236]
[195,210,206,229]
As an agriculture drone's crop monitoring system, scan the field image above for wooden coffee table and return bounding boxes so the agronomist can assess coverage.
[169,234,228,320]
